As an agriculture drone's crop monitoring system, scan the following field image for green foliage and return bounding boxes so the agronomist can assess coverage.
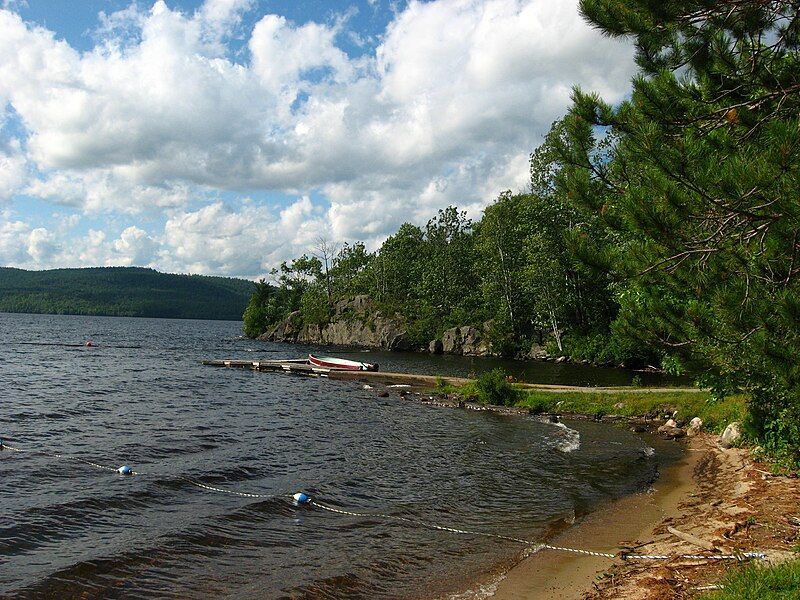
[549,0,800,464]
[698,559,800,600]
[299,286,331,326]
[474,369,520,406]
[0,266,254,321]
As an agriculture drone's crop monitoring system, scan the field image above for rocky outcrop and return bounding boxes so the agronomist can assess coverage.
[259,296,411,351]
[439,325,492,356]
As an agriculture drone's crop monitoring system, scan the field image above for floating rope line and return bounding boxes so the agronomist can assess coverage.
[0,439,768,563]
[179,477,280,499]
[1,439,286,499]
[304,498,765,562]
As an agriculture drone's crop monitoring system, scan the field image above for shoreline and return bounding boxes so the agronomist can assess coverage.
[478,433,798,600]
[487,433,696,599]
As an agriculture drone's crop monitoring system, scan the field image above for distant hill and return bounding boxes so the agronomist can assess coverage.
[0,267,257,321]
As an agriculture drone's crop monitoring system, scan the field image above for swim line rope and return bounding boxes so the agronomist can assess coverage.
[0,439,767,563]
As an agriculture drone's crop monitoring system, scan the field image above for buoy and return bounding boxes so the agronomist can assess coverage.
[85,340,94,347]
[293,492,311,505]
[117,465,133,475]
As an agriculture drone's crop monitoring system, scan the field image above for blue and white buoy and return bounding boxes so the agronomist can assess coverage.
[117,465,133,475]
[293,492,311,505]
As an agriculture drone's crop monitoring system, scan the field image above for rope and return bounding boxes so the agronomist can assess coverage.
[179,477,278,499]
[307,500,765,562]
[0,439,770,564]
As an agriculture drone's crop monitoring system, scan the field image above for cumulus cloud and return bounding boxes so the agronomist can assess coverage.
[0,0,636,275]
[0,138,27,200]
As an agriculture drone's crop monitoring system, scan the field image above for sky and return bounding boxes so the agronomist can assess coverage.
[0,0,636,279]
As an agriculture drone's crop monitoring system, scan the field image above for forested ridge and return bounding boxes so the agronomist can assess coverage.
[244,0,800,465]
[0,267,255,321]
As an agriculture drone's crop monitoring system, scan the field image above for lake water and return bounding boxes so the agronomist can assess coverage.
[0,313,677,599]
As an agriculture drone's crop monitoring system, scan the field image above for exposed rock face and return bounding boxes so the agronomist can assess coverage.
[429,339,443,354]
[439,326,491,356]
[259,296,411,350]
[719,422,742,448]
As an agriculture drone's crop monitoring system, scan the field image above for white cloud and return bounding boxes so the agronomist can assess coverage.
[0,0,636,274]
[112,225,159,265]
[0,138,27,200]
[158,197,331,277]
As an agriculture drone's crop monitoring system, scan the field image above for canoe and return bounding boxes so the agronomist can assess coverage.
[308,354,379,371]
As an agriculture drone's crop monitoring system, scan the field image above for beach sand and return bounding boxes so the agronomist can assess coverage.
[489,433,799,600]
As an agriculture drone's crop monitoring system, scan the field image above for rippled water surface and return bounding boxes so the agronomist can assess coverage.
[1,314,671,599]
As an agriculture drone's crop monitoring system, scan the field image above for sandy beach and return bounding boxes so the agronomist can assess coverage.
[490,432,799,599]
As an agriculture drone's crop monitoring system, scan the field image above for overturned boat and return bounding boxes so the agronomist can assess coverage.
[308,354,379,371]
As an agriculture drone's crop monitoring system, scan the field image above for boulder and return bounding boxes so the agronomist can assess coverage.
[719,422,742,448]
[429,339,443,354]
[441,327,463,354]
[687,417,703,437]
[657,419,677,433]
[461,326,490,356]
[528,344,548,359]
[554,356,568,364]
[660,427,686,440]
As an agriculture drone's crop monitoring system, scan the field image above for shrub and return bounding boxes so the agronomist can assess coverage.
[475,368,519,406]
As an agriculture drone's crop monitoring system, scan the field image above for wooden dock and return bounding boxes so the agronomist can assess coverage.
[202,358,468,388]
[202,359,702,394]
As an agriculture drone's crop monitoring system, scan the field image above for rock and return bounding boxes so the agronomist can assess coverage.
[441,327,463,354]
[528,344,548,359]
[555,356,567,364]
[377,391,390,398]
[661,427,686,440]
[428,339,443,354]
[687,417,703,437]
[259,310,303,342]
[362,384,373,390]
[720,422,742,448]
[440,326,491,356]
[658,419,677,433]
[333,295,374,315]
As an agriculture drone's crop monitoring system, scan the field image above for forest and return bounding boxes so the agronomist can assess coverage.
[0,267,255,321]
[244,0,800,464]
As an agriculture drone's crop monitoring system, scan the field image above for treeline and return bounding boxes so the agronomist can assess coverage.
[245,1,800,462]
[0,267,255,321]
[244,193,631,361]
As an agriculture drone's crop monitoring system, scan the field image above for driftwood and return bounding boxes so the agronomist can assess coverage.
[667,526,718,551]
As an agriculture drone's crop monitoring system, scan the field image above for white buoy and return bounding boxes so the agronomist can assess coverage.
[293,492,311,505]
[117,465,133,475]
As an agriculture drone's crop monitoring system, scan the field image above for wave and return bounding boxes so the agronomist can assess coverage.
[540,420,581,453]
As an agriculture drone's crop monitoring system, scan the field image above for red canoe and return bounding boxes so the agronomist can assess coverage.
[308,354,379,371]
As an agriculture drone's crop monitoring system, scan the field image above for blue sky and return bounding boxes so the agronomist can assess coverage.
[0,0,635,278]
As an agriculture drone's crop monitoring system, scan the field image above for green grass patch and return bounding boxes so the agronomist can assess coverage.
[515,390,746,432]
[699,559,800,599]
[432,372,747,433]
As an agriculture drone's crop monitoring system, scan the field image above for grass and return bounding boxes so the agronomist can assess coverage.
[435,378,747,434]
[699,559,800,599]
[517,390,747,433]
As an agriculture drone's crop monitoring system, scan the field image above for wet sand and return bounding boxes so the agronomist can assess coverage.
[489,440,699,599]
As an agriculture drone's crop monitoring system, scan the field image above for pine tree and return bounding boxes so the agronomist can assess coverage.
[559,0,800,462]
